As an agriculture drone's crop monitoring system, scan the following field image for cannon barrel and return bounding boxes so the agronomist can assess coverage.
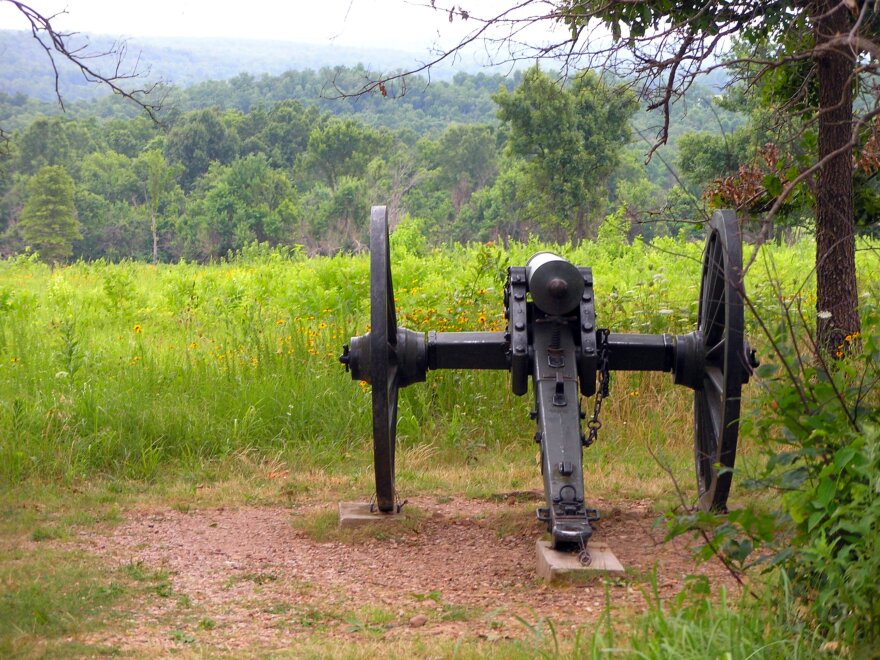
[525,252,585,315]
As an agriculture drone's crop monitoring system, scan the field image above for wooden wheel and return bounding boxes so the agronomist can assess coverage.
[369,206,400,513]
[694,210,747,512]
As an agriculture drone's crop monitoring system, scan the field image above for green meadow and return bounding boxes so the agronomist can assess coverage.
[0,229,851,486]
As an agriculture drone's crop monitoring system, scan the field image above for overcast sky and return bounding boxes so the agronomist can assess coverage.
[0,0,562,52]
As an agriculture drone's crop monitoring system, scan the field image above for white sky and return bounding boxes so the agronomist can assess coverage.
[0,0,563,52]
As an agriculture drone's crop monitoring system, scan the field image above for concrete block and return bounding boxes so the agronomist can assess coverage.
[338,501,405,529]
[536,539,625,581]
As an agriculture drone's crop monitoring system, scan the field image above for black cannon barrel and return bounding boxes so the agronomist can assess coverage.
[427,331,509,371]
[525,252,585,315]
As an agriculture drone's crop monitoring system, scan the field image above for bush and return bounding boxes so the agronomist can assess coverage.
[671,290,880,652]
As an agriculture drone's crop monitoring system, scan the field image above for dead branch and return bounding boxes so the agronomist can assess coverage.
[3,0,166,122]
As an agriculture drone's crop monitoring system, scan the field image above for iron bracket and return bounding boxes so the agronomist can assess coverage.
[506,266,529,396]
[577,267,597,397]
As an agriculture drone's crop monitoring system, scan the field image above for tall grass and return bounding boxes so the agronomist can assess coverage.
[522,574,826,658]
[0,234,875,489]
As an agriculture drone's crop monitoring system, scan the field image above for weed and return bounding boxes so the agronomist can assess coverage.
[168,629,196,644]
[31,526,65,542]
[297,606,336,629]
[240,571,278,585]
[440,602,477,622]
[0,238,840,492]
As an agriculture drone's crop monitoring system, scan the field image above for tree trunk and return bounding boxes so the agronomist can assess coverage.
[151,209,158,264]
[813,0,861,353]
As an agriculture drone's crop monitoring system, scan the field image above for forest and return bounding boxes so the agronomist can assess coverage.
[0,44,752,264]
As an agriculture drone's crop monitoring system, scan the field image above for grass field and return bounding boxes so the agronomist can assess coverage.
[0,231,876,656]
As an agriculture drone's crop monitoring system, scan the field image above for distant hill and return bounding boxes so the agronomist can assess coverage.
[0,27,739,149]
[0,29,455,103]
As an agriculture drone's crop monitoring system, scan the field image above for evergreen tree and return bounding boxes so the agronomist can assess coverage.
[20,165,81,264]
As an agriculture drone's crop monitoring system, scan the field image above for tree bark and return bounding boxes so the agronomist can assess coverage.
[813,0,861,353]
[151,209,158,264]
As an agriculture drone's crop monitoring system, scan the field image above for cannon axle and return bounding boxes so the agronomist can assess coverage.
[344,328,719,392]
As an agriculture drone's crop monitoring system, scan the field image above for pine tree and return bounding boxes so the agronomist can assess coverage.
[20,165,81,264]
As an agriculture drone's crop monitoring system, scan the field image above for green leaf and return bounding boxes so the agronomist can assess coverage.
[814,477,836,508]
[763,174,783,197]
[781,467,809,490]
[834,447,857,471]
[611,21,621,41]
[723,538,754,563]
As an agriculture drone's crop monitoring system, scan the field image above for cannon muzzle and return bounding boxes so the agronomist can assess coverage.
[525,252,585,315]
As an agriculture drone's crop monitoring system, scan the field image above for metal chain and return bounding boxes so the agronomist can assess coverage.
[577,534,592,566]
[585,329,611,447]
[368,492,408,514]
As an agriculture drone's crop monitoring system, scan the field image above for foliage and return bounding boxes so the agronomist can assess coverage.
[667,277,880,652]
[165,108,238,190]
[137,149,184,263]
[19,165,81,264]
[305,117,384,190]
[584,575,823,659]
[705,143,813,227]
[185,154,297,258]
[0,231,872,487]
[1,71,727,258]
[754,301,880,647]
[493,67,638,240]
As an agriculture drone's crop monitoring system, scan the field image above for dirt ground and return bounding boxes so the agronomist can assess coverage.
[73,494,736,654]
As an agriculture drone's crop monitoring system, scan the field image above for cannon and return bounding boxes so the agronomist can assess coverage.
[340,206,756,554]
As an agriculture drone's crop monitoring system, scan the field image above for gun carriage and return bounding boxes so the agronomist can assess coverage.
[341,206,756,556]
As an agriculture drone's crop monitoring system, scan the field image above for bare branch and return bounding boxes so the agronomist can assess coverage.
[3,0,166,122]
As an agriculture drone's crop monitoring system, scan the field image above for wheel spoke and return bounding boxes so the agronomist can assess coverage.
[387,366,399,431]
[706,338,725,362]
[694,391,714,487]
[385,231,397,338]
[706,365,724,396]
[705,380,723,441]
[705,268,726,337]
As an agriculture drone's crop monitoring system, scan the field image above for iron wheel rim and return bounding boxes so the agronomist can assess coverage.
[694,210,745,512]
[370,206,399,513]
